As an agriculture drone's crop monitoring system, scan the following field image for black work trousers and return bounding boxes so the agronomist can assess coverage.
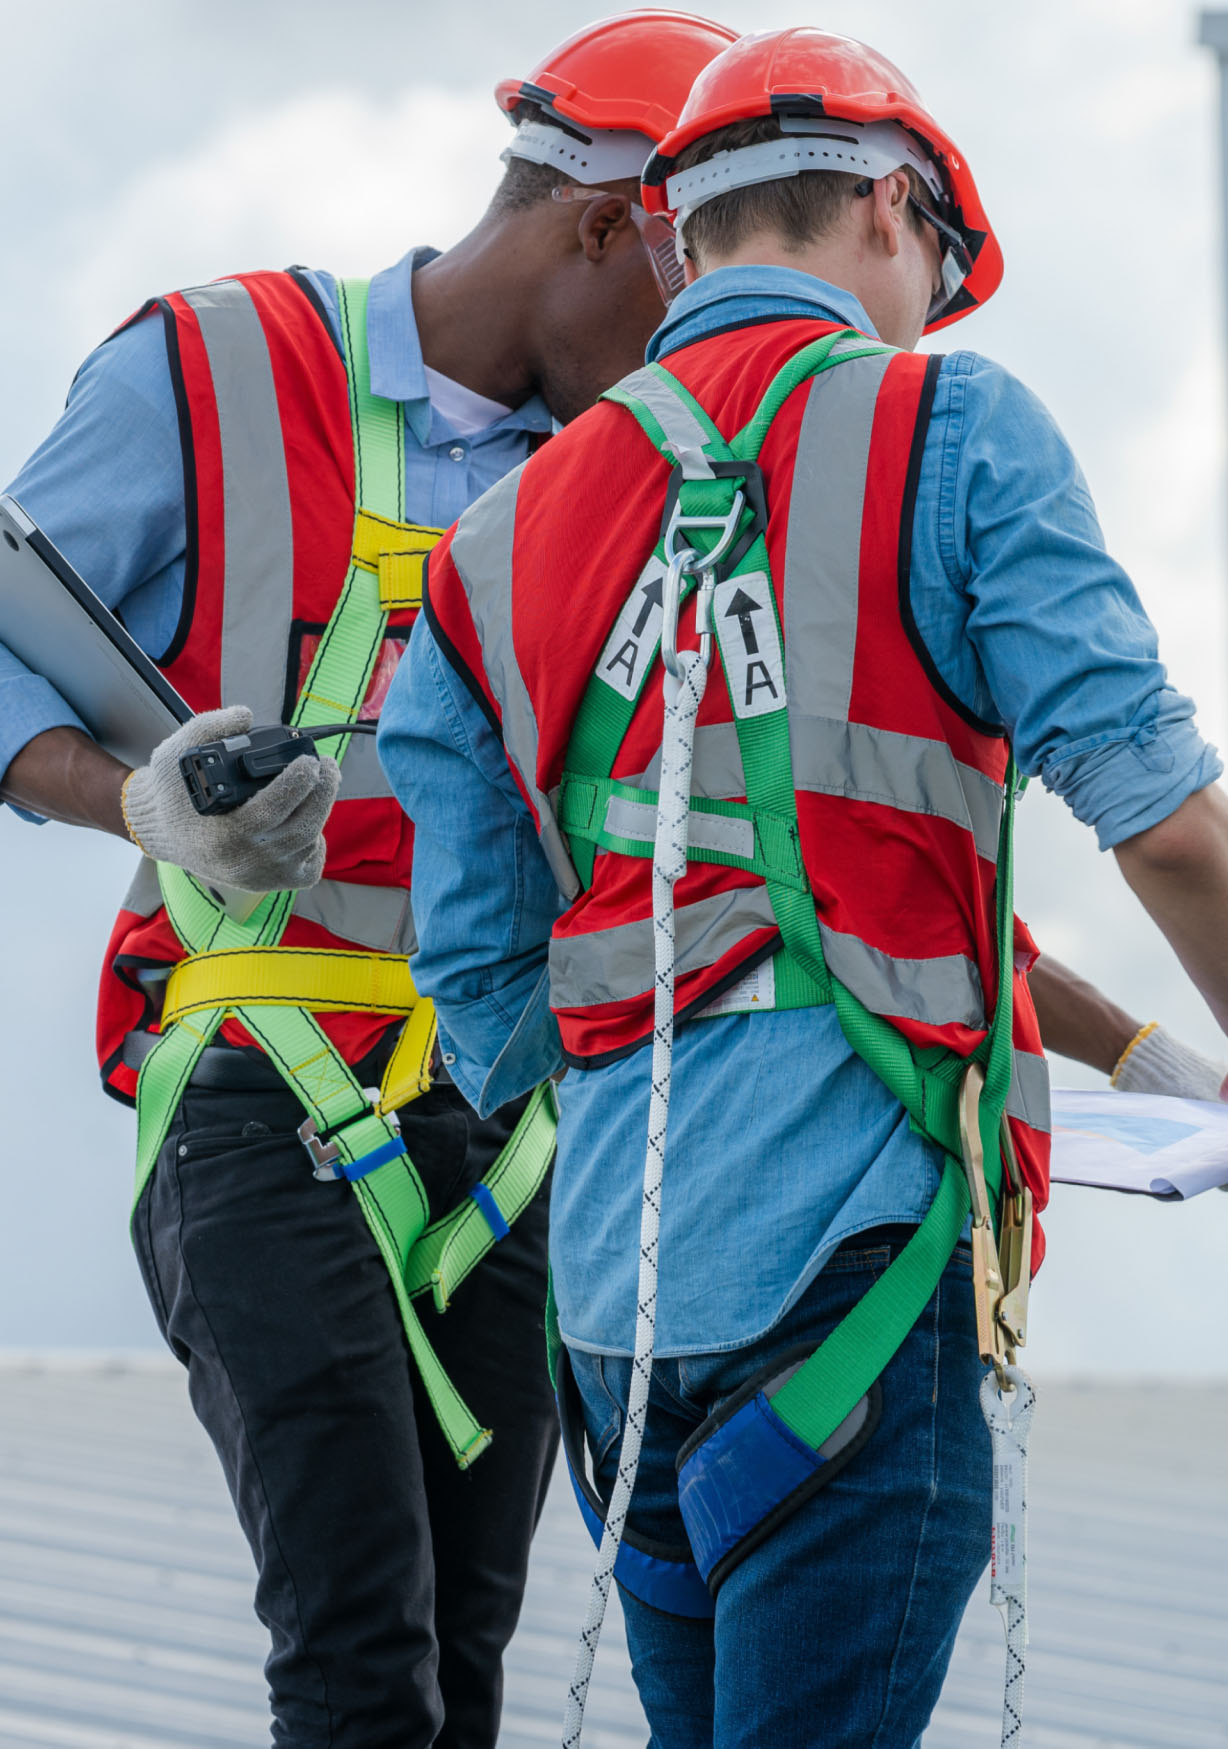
[130,1053,557,1749]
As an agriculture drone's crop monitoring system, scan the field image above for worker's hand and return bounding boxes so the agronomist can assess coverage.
[1112,1022,1228,1102]
[120,706,341,892]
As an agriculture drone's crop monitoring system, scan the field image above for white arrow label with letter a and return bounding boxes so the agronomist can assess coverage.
[594,555,666,703]
[712,571,784,720]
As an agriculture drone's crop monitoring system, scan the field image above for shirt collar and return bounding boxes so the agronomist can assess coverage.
[645,265,880,363]
[366,248,553,444]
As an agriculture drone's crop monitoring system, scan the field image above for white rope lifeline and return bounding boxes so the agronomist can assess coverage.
[980,1364,1036,1749]
[560,639,711,1749]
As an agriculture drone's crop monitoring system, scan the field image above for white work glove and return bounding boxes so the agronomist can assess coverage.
[1112,1023,1228,1103]
[120,706,340,892]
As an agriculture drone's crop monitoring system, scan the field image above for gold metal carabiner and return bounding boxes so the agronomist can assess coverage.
[958,1062,1013,1383]
[995,1118,1033,1352]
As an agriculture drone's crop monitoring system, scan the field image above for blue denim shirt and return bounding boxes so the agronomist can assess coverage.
[379,267,1220,1360]
[0,248,552,806]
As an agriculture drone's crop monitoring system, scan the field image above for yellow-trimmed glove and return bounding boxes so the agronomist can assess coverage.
[1112,1022,1228,1103]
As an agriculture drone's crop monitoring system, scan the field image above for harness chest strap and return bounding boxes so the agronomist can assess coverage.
[131,276,555,1469]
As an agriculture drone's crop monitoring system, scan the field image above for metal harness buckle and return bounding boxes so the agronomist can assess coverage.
[298,1088,398,1182]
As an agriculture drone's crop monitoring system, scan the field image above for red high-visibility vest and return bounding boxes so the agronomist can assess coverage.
[97,272,416,1101]
[426,317,1050,1257]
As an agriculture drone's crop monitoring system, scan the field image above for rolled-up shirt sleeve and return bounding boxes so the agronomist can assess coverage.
[377,614,565,1114]
[932,354,1221,848]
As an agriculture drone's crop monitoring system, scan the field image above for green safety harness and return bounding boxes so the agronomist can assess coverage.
[558,330,1030,1432]
[131,278,557,1470]
[557,331,1035,1748]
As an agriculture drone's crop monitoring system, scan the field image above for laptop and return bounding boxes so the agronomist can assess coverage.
[0,494,191,765]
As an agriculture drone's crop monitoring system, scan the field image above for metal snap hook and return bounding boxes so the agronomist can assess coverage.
[660,546,699,679]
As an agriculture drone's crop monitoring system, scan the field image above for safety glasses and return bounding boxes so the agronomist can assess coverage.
[853,176,972,324]
[907,195,973,323]
[552,186,687,306]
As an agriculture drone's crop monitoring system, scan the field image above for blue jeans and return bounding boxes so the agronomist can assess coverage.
[568,1229,990,1749]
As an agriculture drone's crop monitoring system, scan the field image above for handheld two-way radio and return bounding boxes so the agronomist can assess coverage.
[179,722,378,816]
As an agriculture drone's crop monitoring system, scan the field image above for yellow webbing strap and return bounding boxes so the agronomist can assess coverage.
[351,508,443,611]
[163,946,417,1021]
[377,996,438,1115]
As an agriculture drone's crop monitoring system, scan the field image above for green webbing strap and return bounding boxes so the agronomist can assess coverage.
[569,342,1020,1454]
[133,882,297,1202]
[136,280,402,1184]
[131,278,501,1468]
[403,1082,558,1311]
[769,770,1019,1448]
[293,278,405,763]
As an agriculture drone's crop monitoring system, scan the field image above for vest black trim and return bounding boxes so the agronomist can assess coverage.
[286,265,346,366]
[896,351,1003,740]
[154,297,200,670]
[422,570,505,740]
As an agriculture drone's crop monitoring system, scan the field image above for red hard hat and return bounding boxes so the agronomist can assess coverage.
[641,27,1002,332]
[495,10,739,145]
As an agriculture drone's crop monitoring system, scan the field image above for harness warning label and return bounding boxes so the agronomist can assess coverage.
[712,572,785,719]
[697,957,777,1018]
[595,556,666,703]
[989,1450,1026,1599]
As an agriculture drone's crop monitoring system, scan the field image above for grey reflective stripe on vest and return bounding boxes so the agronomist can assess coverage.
[336,731,393,801]
[634,717,1002,862]
[819,924,987,1030]
[633,722,747,799]
[292,879,415,954]
[783,352,893,724]
[450,466,581,901]
[121,855,163,919]
[1006,1048,1051,1133]
[604,793,754,861]
[791,715,1003,863]
[182,283,295,724]
[123,853,413,954]
[549,885,777,1009]
[617,368,715,478]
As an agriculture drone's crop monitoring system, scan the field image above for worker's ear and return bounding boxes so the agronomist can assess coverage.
[869,169,910,260]
[576,194,635,262]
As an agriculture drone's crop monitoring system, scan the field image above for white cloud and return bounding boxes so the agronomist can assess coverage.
[57,85,510,361]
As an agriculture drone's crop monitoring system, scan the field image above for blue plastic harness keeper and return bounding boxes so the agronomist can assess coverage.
[341,1136,409,1182]
[469,1181,511,1242]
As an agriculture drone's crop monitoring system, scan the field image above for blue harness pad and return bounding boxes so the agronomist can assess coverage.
[676,1372,881,1592]
[677,1391,830,1583]
[555,1337,882,1610]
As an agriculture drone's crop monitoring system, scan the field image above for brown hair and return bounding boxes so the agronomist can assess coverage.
[673,116,930,269]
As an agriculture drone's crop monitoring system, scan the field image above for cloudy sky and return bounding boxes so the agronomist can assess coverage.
[1,0,1227,1374]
